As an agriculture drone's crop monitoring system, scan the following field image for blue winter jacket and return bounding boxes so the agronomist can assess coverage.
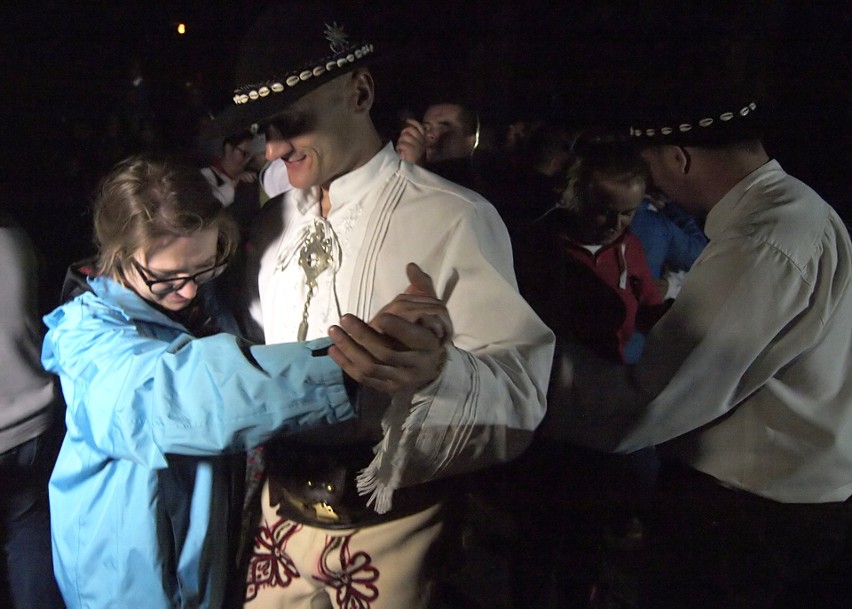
[41,276,354,609]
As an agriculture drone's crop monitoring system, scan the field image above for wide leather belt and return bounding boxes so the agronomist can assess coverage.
[265,439,444,529]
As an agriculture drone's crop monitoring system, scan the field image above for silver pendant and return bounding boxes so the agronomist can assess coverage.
[296,221,335,341]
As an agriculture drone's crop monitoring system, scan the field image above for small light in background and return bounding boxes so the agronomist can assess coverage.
[177,23,186,35]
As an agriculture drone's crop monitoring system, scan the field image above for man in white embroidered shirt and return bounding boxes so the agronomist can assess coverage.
[210,3,554,608]
[549,50,852,608]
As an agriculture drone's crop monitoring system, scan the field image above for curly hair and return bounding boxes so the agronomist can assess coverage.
[93,156,239,281]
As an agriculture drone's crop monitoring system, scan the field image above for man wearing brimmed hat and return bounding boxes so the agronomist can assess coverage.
[548,69,852,605]
[210,3,554,608]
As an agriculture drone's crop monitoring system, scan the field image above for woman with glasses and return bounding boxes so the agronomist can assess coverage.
[40,156,362,609]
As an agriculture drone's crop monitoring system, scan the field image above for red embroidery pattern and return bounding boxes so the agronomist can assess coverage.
[314,534,380,609]
[245,518,302,601]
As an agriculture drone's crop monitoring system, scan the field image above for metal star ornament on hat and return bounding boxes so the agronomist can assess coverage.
[211,2,378,137]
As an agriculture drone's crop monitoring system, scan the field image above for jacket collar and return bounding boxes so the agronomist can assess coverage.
[87,275,189,332]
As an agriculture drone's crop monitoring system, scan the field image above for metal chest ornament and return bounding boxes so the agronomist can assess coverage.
[296,220,335,341]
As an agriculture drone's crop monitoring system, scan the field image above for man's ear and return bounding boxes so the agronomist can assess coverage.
[675,145,692,174]
[350,69,374,113]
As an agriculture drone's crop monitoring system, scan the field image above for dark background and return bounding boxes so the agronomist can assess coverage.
[1,0,850,307]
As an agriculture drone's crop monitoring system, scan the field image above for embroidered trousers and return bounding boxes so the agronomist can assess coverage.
[244,482,444,609]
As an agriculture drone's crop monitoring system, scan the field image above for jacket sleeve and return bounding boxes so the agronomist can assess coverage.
[41,299,354,468]
[356,200,555,512]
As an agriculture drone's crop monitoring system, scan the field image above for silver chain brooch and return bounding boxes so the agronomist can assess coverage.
[296,220,335,341]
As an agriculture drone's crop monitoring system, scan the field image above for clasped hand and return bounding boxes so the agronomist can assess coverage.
[328,262,452,394]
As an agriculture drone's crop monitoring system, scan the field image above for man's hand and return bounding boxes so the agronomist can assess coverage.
[372,262,452,342]
[328,263,451,394]
[395,119,427,165]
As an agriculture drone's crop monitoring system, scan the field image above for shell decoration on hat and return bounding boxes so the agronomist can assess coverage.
[630,102,757,139]
[231,21,375,106]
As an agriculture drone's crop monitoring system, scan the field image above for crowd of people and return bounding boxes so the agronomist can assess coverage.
[2,2,851,609]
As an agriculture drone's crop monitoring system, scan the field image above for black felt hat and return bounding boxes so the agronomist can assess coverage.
[210,1,379,137]
[627,91,765,148]
[624,36,769,148]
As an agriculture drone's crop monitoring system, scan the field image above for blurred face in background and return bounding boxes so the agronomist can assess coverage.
[422,103,475,163]
[221,138,255,177]
[574,173,645,245]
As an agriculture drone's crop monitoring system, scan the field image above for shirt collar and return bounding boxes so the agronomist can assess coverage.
[289,143,399,217]
[328,143,399,212]
[704,159,783,240]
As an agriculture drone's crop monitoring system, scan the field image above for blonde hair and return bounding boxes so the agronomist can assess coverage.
[561,130,649,213]
[93,156,239,281]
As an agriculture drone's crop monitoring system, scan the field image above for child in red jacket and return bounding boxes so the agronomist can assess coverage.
[519,131,667,363]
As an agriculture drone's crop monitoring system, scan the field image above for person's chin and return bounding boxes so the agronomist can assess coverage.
[161,297,192,311]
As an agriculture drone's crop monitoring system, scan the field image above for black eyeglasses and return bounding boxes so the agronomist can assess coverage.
[132,260,228,296]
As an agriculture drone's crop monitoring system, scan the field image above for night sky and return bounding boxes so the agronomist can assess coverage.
[2,2,850,247]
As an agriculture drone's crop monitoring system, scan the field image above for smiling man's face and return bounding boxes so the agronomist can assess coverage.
[262,76,360,191]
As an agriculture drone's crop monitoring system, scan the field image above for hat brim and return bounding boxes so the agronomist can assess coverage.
[628,99,764,148]
[207,45,379,139]
[209,72,337,139]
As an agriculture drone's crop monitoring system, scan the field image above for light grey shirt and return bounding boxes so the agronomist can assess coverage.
[553,160,852,503]
[0,223,58,452]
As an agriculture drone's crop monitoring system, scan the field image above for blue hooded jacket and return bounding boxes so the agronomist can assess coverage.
[41,276,354,608]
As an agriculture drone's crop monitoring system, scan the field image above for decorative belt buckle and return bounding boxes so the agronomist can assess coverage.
[310,501,340,522]
[304,479,341,522]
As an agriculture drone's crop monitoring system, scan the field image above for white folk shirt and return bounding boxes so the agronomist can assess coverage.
[554,159,852,503]
[247,143,555,512]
